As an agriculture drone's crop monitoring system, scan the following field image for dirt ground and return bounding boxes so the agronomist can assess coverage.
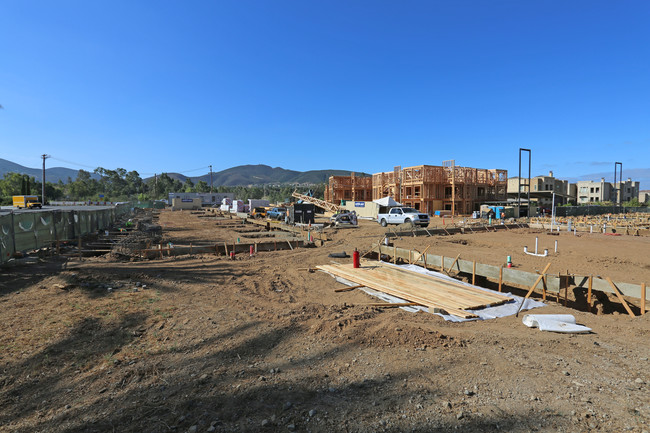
[0,209,648,433]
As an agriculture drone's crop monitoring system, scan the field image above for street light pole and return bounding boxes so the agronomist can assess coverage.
[41,154,50,205]
[209,165,213,193]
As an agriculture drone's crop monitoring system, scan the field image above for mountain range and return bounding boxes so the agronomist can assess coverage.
[2,158,646,189]
[0,158,100,183]
[0,158,359,186]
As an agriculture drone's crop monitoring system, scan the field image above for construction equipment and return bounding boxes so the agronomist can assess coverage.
[330,210,358,227]
[292,191,343,213]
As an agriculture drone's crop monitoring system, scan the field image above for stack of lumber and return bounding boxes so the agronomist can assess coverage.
[317,261,512,319]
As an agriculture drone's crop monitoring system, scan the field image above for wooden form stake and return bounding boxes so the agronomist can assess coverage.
[641,283,646,315]
[605,277,635,317]
[498,267,503,292]
[223,241,228,256]
[472,261,476,286]
[412,245,431,265]
[587,275,594,313]
[335,284,365,293]
[516,262,552,317]
[446,254,461,274]
[78,236,82,260]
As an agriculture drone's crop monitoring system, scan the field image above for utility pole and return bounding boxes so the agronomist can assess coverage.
[41,154,50,205]
[209,165,213,193]
[154,174,157,199]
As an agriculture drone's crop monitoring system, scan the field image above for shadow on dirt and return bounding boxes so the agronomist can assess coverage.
[2,316,571,433]
[63,258,249,299]
[0,256,69,297]
[0,312,147,429]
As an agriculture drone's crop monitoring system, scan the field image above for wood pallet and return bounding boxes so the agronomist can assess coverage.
[317,261,512,319]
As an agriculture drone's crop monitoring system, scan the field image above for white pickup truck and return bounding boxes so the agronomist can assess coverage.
[377,207,429,227]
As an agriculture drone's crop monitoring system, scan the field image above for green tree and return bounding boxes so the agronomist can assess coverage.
[69,169,97,199]
[623,198,641,207]
[194,180,209,192]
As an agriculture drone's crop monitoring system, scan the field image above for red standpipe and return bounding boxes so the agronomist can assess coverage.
[353,249,360,268]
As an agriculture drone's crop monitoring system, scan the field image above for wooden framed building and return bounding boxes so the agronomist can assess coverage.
[327,164,507,215]
[324,172,373,203]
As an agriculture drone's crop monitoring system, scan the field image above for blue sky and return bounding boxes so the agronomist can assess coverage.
[1,1,649,185]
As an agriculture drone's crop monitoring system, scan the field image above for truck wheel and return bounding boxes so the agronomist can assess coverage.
[380,219,387,227]
[404,218,412,225]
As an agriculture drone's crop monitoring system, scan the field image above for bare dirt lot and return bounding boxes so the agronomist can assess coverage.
[1,210,648,433]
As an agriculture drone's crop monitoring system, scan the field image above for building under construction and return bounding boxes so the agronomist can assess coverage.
[325,164,508,215]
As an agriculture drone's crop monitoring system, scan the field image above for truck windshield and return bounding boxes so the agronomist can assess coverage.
[402,208,418,213]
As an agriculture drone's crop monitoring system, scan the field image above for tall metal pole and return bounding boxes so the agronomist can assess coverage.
[614,162,622,208]
[528,149,532,218]
[41,154,50,205]
[518,148,531,217]
[209,165,213,193]
[518,151,521,214]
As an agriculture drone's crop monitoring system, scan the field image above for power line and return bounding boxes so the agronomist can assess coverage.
[49,157,210,177]
[49,157,97,170]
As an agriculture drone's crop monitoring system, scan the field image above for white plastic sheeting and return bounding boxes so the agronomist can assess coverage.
[522,314,592,333]
[330,261,546,322]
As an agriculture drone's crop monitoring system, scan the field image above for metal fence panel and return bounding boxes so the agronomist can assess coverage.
[14,213,38,253]
[0,214,15,264]
[34,213,55,245]
[0,205,126,264]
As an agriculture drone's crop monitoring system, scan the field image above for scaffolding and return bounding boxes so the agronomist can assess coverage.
[327,165,507,215]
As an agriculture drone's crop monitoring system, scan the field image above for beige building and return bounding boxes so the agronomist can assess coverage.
[640,190,650,204]
[507,171,574,208]
[577,178,640,204]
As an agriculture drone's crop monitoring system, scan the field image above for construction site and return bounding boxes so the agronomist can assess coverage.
[0,200,649,433]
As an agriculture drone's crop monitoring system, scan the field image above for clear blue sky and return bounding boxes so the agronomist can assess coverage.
[2,1,649,184]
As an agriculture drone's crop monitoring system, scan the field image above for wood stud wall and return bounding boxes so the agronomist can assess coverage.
[326,164,508,215]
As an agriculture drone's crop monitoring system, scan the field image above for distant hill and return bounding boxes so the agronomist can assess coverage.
[0,159,361,186]
[151,164,364,186]
[0,158,99,183]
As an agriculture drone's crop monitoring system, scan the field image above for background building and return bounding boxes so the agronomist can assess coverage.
[576,178,639,204]
[326,164,507,215]
[507,171,575,210]
[167,192,234,206]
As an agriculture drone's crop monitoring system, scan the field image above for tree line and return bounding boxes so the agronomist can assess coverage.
[0,168,326,205]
